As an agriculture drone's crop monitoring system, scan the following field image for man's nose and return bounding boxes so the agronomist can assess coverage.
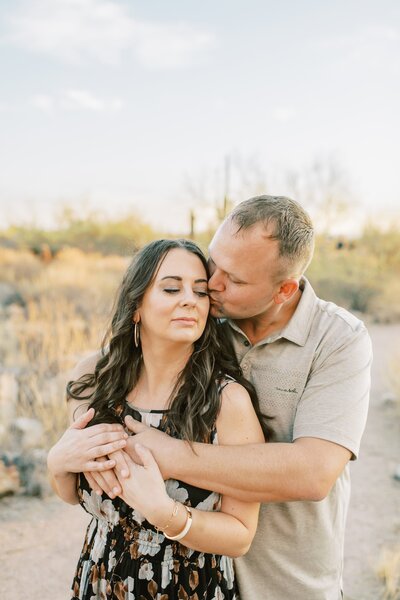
[208,270,225,292]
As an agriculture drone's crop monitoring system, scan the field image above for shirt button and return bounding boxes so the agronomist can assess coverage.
[243,340,250,347]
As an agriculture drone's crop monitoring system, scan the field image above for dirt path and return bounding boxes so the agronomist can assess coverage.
[1,323,399,599]
[343,322,400,599]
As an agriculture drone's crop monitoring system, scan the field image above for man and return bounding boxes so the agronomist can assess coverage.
[89,196,372,599]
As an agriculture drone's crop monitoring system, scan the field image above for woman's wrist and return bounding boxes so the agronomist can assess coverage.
[148,496,178,529]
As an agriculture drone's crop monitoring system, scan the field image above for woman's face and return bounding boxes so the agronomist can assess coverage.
[136,248,210,348]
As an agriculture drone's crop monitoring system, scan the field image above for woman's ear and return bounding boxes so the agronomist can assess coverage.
[133,310,140,324]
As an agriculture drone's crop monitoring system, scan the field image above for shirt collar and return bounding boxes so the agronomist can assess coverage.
[279,277,317,346]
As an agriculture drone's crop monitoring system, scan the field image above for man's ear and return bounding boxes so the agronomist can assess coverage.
[274,279,299,305]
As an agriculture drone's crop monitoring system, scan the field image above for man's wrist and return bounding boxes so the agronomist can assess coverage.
[166,438,189,480]
[47,448,66,477]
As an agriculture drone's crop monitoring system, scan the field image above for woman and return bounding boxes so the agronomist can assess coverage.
[47,238,268,599]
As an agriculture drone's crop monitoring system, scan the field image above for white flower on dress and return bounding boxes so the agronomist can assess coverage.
[210,585,225,600]
[130,507,145,525]
[91,520,109,562]
[197,554,205,569]
[165,479,189,503]
[136,529,162,556]
[81,490,120,525]
[81,490,120,563]
[138,561,154,581]
[161,545,174,589]
[90,576,107,600]
[108,549,117,571]
[77,559,91,600]
[124,576,135,599]
[143,412,164,428]
[195,491,221,512]
[220,556,235,589]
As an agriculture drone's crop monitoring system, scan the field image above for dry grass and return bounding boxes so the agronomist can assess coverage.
[378,548,400,600]
[0,248,129,448]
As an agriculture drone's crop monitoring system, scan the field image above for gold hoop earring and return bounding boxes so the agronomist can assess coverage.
[134,322,140,348]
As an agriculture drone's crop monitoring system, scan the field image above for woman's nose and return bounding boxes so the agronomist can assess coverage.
[180,289,197,306]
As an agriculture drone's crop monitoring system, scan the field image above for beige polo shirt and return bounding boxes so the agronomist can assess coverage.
[229,278,372,600]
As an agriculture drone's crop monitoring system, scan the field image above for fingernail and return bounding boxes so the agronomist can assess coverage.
[122,469,129,478]
[119,440,126,447]
[96,490,102,496]
[113,487,120,494]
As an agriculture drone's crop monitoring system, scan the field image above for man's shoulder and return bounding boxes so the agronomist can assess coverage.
[314,295,366,334]
[310,294,371,364]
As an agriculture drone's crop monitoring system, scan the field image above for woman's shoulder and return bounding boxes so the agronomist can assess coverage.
[216,379,265,444]
[70,350,102,380]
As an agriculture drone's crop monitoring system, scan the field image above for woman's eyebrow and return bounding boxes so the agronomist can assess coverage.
[160,276,208,284]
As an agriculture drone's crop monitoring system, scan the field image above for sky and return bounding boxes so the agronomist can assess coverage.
[0,0,399,234]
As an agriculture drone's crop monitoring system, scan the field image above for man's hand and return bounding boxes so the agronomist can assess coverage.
[122,415,180,480]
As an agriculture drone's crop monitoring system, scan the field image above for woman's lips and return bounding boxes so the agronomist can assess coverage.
[172,318,197,324]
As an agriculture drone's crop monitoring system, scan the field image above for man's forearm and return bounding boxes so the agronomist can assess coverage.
[168,439,322,503]
[124,420,349,502]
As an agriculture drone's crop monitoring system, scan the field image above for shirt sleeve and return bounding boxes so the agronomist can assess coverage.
[292,323,372,459]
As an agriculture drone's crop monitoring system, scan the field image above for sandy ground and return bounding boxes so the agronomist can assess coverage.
[0,322,399,600]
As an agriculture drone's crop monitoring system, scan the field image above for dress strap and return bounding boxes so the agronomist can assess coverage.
[217,375,236,394]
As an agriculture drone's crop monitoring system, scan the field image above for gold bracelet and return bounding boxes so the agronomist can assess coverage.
[156,500,179,532]
[164,505,193,541]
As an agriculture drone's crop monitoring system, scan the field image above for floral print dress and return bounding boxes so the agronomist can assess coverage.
[71,403,239,600]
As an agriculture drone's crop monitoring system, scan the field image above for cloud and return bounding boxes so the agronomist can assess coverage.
[315,25,400,68]
[61,89,106,111]
[272,107,296,122]
[31,93,55,112]
[3,0,215,68]
[30,89,124,112]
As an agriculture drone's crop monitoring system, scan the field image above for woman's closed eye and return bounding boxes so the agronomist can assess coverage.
[163,287,209,297]
[194,289,209,297]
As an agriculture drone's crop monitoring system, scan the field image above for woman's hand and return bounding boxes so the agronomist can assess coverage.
[114,444,173,528]
[47,408,128,477]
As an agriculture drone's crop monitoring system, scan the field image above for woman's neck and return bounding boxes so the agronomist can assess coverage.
[128,340,192,410]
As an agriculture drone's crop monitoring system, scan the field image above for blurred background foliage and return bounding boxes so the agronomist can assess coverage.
[0,191,399,451]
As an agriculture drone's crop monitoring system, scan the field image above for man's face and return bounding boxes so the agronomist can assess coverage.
[208,220,282,320]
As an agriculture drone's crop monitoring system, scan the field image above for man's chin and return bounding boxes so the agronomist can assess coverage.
[210,303,224,318]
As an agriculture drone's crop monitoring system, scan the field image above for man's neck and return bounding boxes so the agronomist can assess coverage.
[234,288,302,345]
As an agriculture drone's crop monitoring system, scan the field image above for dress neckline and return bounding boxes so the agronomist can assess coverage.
[126,401,170,414]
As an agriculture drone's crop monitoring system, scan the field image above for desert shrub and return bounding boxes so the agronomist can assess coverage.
[306,230,400,322]
[0,249,129,447]
[378,547,400,600]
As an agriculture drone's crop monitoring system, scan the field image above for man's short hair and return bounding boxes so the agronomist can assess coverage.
[228,195,315,278]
